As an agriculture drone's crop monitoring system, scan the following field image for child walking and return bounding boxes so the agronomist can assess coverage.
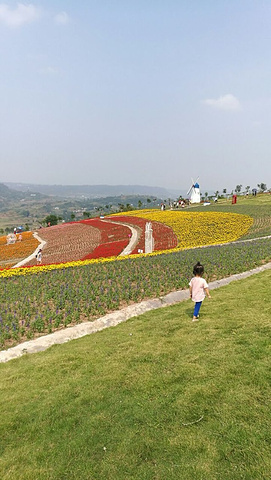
[189,262,211,321]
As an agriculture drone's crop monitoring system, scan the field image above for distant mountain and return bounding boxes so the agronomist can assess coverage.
[0,183,25,200]
[0,183,46,200]
[5,183,183,199]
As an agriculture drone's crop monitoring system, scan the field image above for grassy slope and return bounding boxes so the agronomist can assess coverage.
[1,270,271,480]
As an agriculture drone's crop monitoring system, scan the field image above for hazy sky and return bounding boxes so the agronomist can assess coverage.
[1,1,271,192]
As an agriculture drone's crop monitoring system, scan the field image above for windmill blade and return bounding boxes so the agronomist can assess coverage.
[194,176,199,184]
[187,177,194,195]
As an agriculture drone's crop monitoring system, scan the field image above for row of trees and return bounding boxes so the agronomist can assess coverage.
[42,198,158,226]
[0,224,30,235]
[208,183,268,199]
[234,183,267,194]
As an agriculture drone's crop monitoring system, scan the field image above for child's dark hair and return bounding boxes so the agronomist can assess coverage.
[193,261,204,276]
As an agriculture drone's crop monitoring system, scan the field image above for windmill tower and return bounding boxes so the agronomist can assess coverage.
[187,177,201,203]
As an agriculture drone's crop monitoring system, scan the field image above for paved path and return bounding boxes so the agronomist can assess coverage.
[101,219,140,255]
[12,233,47,268]
[1,261,271,364]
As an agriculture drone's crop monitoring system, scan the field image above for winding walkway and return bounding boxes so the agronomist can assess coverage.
[1,261,271,363]
[101,219,140,255]
[12,233,47,268]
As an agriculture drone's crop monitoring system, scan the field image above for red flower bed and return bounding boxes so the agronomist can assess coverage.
[107,216,178,253]
[16,216,177,268]
[83,240,128,259]
[151,220,178,251]
[80,218,130,259]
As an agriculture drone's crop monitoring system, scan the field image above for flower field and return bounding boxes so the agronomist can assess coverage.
[0,232,39,268]
[1,234,271,349]
[0,206,267,349]
[0,210,253,271]
[24,223,102,266]
[190,199,271,239]
[115,210,253,249]
[23,219,130,266]
[79,218,130,259]
[106,215,178,253]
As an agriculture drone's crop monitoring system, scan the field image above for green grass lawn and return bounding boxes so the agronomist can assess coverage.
[1,269,271,479]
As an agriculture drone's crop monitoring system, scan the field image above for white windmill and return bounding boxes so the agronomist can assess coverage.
[187,177,201,203]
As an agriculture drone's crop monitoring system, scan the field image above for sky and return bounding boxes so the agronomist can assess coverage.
[0,0,271,193]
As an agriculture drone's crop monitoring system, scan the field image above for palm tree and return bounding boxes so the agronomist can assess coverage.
[235,185,242,194]
[257,183,267,192]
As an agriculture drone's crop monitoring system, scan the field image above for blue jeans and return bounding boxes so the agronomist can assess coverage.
[193,301,202,317]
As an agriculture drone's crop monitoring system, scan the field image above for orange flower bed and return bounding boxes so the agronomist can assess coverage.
[0,232,39,268]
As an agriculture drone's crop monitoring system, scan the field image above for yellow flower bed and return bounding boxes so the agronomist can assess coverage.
[0,247,182,279]
[0,255,135,278]
[114,210,253,249]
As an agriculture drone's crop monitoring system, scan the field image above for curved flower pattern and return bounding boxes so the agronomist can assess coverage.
[106,215,178,253]
[114,210,253,249]
[0,210,253,278]
[80,218,130,259]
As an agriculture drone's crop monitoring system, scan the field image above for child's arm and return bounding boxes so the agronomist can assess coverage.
[204,287,211,298]
[189,286,192,298]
